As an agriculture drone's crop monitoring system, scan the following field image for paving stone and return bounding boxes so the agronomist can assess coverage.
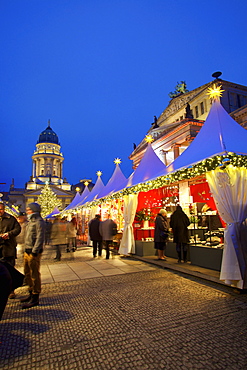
[1,260,247,369]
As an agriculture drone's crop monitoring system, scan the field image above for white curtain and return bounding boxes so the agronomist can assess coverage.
[86,206,98,246]
[119,194,138,255]
[206,165,247,288]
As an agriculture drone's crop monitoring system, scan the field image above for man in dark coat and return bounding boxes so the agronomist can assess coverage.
[88,214,102,258]
[170,205,190,263]
[0,202,21,298]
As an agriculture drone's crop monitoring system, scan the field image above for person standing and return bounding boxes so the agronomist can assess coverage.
[20,202,45,309]
[99,213,117,259]
[66,217,77,252]
[16,212,28,259]
[50,216,67,261]
[88,214,102,258]
[0,202,21,298]
[154,209,169,260]
[170,205,190,263]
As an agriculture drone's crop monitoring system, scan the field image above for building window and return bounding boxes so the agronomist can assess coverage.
[200,102,204,115]
[180,115,183,120]
[195,106,199,118]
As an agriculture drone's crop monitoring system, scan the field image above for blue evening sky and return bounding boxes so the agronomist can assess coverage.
[1,0,247,191]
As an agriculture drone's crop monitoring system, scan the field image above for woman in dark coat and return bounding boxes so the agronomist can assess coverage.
[154,209,169,260]
[170,205,190,263]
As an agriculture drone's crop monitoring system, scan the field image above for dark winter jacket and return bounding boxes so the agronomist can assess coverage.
[89,218,102,241]
[25,213,45,254]
[170,207,190,244]
[154,213,169,242]
[0,212,21,257]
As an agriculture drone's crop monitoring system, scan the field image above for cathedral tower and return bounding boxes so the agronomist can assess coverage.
[26,121,71,191]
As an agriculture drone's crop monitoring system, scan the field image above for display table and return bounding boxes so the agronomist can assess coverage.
[190,245,223,271]
[135,241,155,257]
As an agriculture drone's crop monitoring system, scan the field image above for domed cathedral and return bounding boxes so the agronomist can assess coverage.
[24,121,74,208]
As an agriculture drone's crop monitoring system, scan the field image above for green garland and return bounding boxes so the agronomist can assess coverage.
[75,153,247,210]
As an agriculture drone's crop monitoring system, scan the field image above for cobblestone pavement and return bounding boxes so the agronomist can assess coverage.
[1,262,247,369]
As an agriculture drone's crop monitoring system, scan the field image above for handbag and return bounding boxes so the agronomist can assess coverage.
[160,230,169,239]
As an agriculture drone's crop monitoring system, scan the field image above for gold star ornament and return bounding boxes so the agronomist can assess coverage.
[96,170,102,177]
[206,84,224,100]
[84,181,89,186]
[145,135,154,143]
[114,158,121,165]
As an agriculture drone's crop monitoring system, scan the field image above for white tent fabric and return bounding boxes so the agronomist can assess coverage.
[82,176,105,205]
[127,143,167,187]
[63,191,83,211]
[74,185,91,208]
[206,166,247,289]
[167,100,247,173]
[97,164,127,199]
[119,194,138,255]
[45,207,60,218]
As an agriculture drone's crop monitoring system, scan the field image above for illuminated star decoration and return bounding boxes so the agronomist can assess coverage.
[206,84,224,101]
[84,181,89,186]
[114,158,121,165]
[145,134,154,143]
[75,187,80,192]
[96,170,102,177]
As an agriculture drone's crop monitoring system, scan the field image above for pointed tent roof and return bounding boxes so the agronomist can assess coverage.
[82,175,105,205]
[127,143,167,187]
[63,191,82,211]
[167,100,247,173]
[45,207,60,219]
[97,164,127,199]
[75,185,91,207]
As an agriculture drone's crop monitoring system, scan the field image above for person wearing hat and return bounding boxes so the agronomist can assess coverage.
[0,202,21,299]
[20,202,45,309]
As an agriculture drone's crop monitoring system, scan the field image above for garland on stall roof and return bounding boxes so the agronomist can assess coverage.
[75,153,247,210]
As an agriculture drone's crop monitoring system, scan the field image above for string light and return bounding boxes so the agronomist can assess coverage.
[67,153,247,210]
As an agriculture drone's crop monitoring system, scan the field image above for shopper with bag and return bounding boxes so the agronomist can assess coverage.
[154,209,169,260]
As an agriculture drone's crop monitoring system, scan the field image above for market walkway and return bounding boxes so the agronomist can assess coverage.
[15,244,158,284]
[15,243,230,289]
[2,251,247,369]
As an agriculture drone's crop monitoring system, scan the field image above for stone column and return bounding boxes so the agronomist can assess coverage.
[160,150,168,166]
[172,143,181,160]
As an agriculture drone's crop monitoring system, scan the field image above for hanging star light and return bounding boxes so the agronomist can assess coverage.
[206,83,224,100]
[96,170,102,177]
[114,158,121,165]
[145,134,154,143]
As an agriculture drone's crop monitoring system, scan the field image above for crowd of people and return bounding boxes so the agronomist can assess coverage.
[0,202,120,318]
[0,199,190,319]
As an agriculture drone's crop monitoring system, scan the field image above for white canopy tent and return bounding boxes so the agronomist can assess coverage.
[119,143,167,255]
[81,174,105,206]
[97,163,127,200]
[166,100,247,288]
[127,142,167,187]
[74,184,91,208]
[63,191,83,212]
[167,100,247,173]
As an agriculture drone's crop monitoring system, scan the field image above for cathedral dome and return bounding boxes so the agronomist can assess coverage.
[37,122,59,144]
